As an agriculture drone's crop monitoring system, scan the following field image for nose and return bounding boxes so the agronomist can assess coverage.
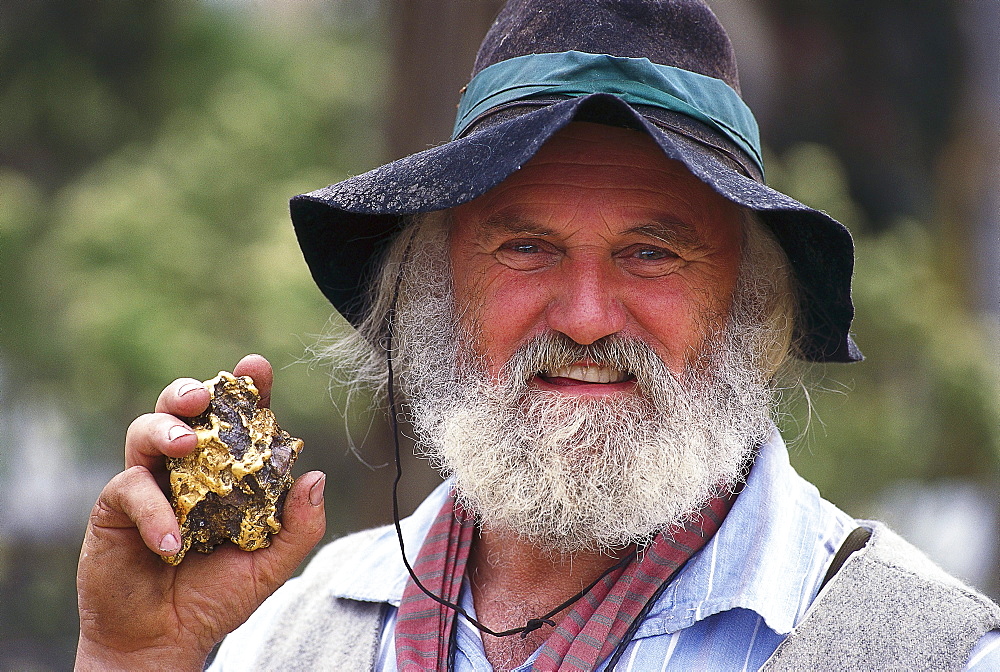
[544,256,627,345]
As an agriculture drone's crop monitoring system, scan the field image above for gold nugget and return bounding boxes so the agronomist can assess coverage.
[163,371,303,565]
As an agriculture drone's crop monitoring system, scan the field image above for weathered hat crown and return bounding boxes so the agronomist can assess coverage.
[474,0,740,92]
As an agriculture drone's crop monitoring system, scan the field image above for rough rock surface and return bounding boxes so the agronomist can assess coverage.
[163,371,303,565]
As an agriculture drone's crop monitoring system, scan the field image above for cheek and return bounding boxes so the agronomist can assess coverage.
[453,269,552,373]
[620,271,736,370]
[620,290,700,369]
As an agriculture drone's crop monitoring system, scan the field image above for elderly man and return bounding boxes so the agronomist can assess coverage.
[77,1,1000,670]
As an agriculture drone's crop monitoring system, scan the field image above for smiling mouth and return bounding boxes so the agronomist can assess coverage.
[539,363,632,384]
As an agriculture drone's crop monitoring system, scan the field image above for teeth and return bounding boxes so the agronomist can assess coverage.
[544,364,627,384]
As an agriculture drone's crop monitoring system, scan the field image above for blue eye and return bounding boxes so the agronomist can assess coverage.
[495,238,557,271]
[634,247,669,260]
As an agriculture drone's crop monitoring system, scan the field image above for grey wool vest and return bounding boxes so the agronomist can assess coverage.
[248,526,388,671]
[245,522,1000,671]
[763,522,1000,671]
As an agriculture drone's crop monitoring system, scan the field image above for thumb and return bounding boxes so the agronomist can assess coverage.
[255,471,327,585]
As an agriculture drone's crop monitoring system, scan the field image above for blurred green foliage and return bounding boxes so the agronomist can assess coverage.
[770,143,1000,509]
[1,3,384,439]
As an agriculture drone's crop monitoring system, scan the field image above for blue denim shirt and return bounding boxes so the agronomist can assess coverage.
[213,427,1000,670]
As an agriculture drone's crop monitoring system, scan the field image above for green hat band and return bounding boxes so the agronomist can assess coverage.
[454,50,763,175]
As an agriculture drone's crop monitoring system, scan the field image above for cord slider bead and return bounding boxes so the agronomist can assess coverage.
[521,618,556,638]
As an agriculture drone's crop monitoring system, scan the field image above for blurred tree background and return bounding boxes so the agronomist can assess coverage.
[1,0,998,668]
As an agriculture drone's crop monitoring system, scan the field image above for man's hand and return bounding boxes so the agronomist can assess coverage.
[75,354,326,671]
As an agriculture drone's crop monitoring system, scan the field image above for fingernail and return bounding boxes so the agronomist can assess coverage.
[309,473,326,507]
[178,382,203,397]
[167,425,193,442]
[159,533,181,554]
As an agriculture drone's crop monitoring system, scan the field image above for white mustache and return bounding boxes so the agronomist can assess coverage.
[501,333,677,396]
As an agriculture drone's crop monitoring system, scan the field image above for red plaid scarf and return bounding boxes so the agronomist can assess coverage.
[394,489,736,671]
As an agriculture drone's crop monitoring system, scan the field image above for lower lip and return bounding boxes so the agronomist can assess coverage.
[533,375,638,396]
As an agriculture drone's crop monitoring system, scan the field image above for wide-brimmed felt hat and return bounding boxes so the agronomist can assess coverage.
[290,0,862,363]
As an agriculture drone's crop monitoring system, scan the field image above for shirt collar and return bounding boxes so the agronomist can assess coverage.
[323,427,855,634]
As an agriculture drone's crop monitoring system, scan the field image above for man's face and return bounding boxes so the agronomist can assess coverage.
[392,121,772,554]
[449,121,744,382]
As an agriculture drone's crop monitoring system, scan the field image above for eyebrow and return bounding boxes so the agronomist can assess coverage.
[625,220,703,249]
[477,214,555,241]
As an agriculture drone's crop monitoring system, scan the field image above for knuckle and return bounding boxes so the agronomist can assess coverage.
[126,413,166,446]
[89,496,116,527]
[101,466,169,522]
[88,470,141,528]
[127,412,156,434]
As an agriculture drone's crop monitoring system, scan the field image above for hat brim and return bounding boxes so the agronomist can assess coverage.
[291,93,861,363]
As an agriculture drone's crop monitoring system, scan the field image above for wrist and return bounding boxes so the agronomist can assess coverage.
[76,635,208,672]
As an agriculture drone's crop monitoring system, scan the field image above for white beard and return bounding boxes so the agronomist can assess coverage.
[407,333,771,555]
[391,231,775,555]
